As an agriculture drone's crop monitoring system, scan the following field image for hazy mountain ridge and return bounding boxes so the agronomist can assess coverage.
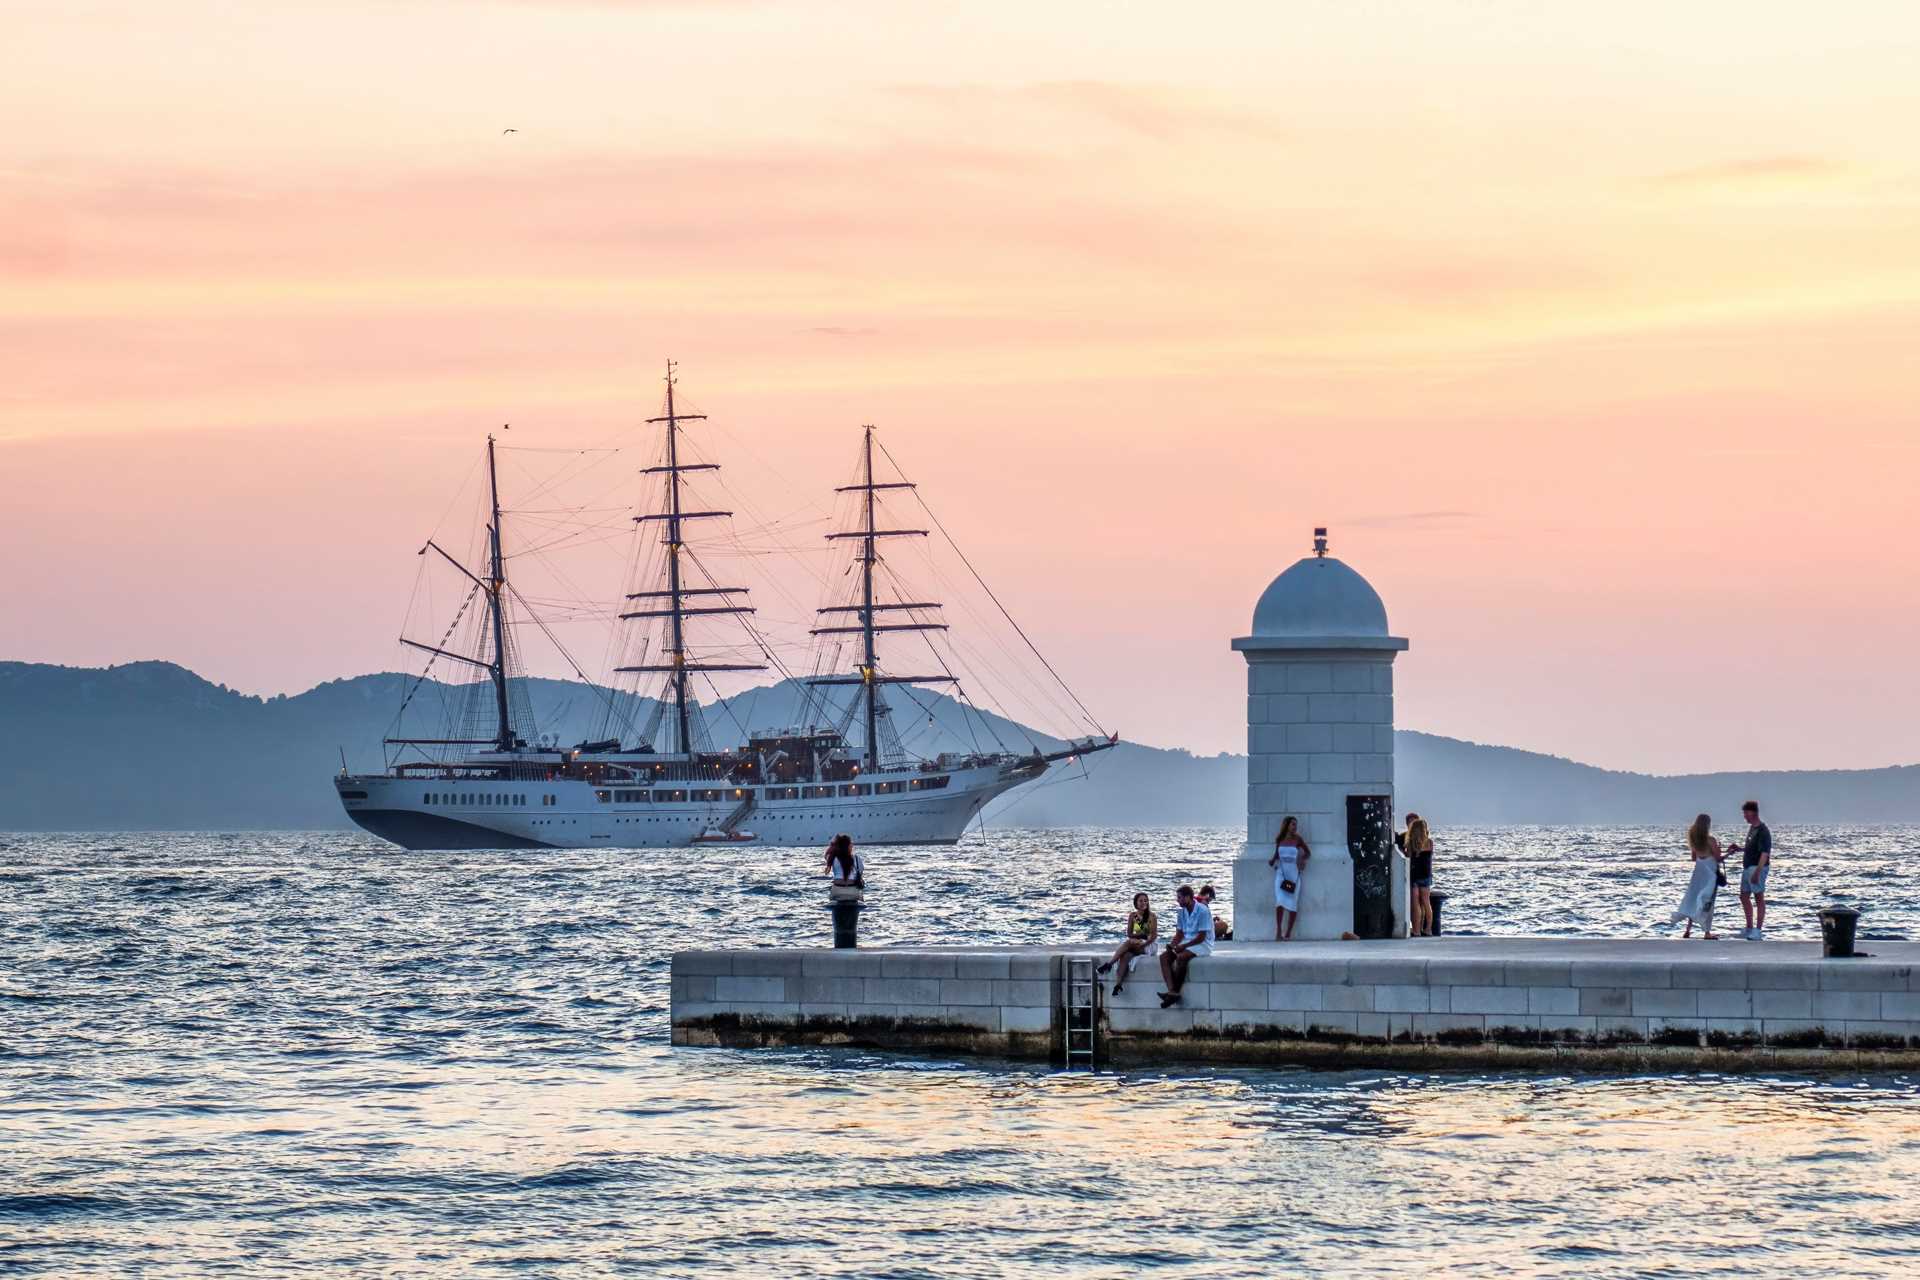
[0,661,1913,831]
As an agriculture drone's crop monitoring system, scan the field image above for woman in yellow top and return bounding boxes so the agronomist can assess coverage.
[1095,893,1158,995]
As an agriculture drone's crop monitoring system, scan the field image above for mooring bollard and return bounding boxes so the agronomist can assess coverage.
[828,884,864,949]
[1428,891,1448,936]
[1818,905,1860,959]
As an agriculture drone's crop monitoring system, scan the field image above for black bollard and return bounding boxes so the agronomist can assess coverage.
[830,894,863,949]
[1428,891,1448,937]
[1818,906,1860,959]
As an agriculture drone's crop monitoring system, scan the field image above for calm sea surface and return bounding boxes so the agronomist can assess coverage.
[4,825,1918,1277]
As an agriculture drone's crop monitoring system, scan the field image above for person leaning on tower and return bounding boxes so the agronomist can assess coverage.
[1268,817,1311,941]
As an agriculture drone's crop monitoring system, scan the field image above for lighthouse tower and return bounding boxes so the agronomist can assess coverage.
[1231,529,1410,941]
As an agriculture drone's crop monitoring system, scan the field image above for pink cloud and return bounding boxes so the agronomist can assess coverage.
[1645,154,1845,188]
[889,80,1291,143]
[0,140,1252,286]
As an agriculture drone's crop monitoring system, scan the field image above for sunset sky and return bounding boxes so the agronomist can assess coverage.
[4,1,1918,774]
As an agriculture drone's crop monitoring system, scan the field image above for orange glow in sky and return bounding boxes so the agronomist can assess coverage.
[4,1,1918,773]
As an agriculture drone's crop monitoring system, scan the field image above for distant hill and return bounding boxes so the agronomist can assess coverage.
[0,661,1913,831]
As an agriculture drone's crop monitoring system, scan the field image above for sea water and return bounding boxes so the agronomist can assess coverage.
[3,826,1918,1277]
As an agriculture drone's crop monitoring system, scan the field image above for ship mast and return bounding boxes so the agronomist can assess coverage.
[395,432,521,754]
[856,428,881,770]
[483,435,513,752]
[614,362,764,757]
[811,424,952,773]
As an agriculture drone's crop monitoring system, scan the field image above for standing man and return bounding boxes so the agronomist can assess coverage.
[1158,884,1214,1008]
[1736,800,1773,941]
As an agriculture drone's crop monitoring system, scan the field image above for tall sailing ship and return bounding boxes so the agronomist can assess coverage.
[335,367,1115,850]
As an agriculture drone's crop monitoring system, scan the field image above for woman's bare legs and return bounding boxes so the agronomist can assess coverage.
[1280,908,1298,940]
[1103,938,1146,992]
[1412,887,1432,936]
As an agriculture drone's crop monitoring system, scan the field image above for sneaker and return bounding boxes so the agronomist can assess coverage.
[1753,929,1765,942]
[1742,928,1759,941]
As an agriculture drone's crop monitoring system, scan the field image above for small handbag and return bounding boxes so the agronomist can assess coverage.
[1280,879,1297,894]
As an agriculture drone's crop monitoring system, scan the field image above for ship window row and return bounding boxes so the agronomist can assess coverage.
[424,793,531,807]
[577,779,948,803]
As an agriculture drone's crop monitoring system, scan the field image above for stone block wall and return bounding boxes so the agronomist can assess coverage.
[1101,953,1920,1056]
[1236,650,1405,942]
[1244,655,1396,849]
[671,946,1920,1068]
[671,948,1060,1053]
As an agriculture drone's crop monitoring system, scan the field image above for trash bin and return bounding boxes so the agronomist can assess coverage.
[1818,906,1860,959]
[828,886,864,949]
[1428,891,1448,937]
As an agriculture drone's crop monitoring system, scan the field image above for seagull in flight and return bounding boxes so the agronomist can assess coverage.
[502,128,518,135]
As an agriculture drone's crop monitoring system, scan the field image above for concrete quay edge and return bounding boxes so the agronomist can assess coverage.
[670,938,1920,1070]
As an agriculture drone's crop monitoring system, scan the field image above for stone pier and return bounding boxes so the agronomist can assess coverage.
[671,938,1920,1071]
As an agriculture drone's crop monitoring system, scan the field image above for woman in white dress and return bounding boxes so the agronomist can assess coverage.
[1669,813,1723,939]
[1268,815,1311,941]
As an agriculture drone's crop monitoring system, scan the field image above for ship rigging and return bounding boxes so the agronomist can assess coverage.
[337,365,1116,851]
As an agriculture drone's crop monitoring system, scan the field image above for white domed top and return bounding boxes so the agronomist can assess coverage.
[1251,553,1389,639]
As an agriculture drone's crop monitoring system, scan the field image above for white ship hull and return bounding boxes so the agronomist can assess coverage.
[335,760,1033,850]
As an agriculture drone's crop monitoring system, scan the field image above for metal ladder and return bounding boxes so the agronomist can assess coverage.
[1061,956,1099,1070]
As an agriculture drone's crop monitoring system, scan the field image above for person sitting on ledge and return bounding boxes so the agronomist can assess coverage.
[1158,884,1214,1008]
[1197,884,1231,940]
[1095,892,1158,996]
[823,833,864,890]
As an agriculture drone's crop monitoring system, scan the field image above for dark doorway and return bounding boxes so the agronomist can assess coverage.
[1347,793,1394,939]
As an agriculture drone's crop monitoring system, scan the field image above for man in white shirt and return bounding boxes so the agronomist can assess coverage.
[1158,884,1214,1008]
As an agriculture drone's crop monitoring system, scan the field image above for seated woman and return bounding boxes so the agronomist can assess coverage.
[822,833,864,891]
[1197,884,1231,940]
[1095,893,1157,995]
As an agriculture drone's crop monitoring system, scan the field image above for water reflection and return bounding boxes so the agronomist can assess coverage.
[4,829,1919,1276]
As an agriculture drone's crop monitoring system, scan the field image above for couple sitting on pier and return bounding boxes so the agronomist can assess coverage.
[1094,883,1222,1006]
